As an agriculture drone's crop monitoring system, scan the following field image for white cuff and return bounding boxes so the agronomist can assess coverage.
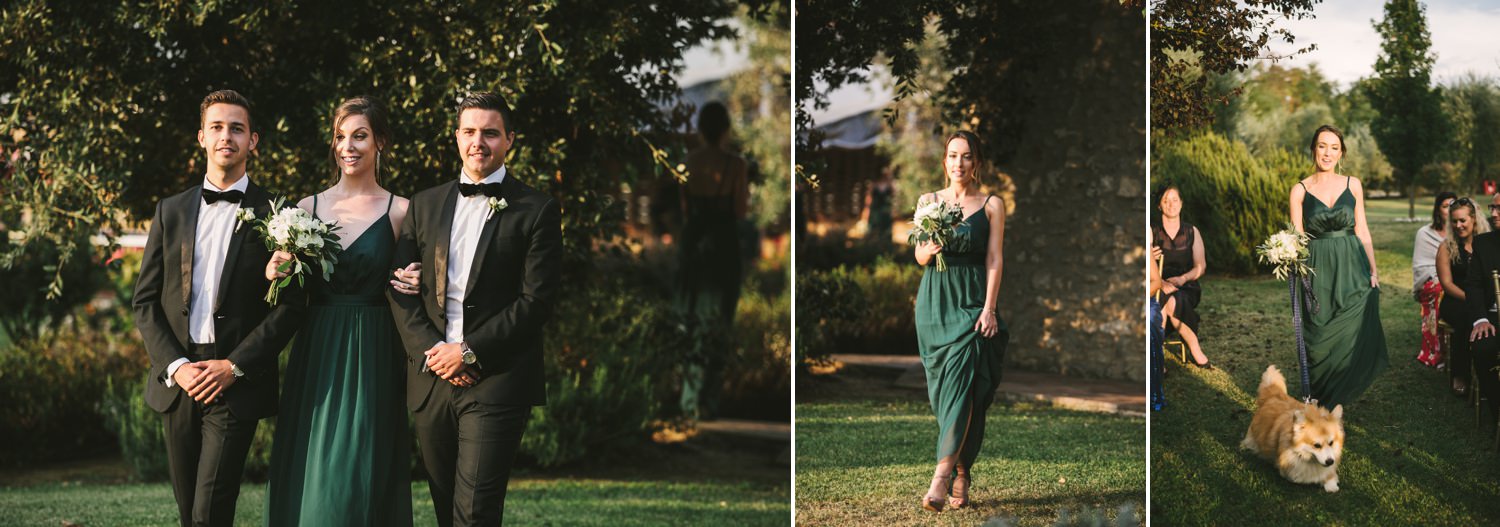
[164,357,190,387]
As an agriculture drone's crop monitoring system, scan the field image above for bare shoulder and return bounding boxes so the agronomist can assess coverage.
[295,195,316,213]
[391,195,411,214]
[1347,175,1365,193]
[1290,180,1307,198]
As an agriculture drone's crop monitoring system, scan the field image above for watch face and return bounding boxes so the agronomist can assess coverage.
[463,351,476,364]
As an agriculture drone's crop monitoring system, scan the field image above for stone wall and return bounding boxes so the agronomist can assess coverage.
[988,0,1147,381]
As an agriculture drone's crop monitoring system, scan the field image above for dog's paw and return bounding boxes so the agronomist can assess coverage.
[1323,478,1339,493]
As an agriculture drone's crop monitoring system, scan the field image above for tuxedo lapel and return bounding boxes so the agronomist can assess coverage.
[433,183,459,311]
[212,183,260,313]
[180,190,202,310]
[464,180,511,295]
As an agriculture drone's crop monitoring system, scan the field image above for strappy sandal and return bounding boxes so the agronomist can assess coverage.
[921,475,951,512]
[948,466,972,509]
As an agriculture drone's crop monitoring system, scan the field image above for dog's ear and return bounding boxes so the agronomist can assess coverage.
[1293,409,1305,425]
[1331,404,1343,419]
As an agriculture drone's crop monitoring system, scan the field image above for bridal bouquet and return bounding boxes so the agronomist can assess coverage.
[907,199,966,272]
[1256,225,1312,281]
[252,197,342,305]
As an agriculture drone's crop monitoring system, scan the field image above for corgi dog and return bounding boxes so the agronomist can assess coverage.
[1240,365,1345,492]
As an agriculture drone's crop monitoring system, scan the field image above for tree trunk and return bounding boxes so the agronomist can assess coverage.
[1409,182,1417,219]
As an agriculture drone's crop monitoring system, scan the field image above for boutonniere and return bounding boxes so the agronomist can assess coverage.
[486,197,508,221]
[235,207,256,233]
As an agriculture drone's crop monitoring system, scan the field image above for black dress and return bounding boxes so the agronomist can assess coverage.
[677,164,743,418]
[1441,243,1475,381]
[1153,221,1201,333]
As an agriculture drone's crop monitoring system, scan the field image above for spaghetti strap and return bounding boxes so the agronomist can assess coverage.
[1345,176,1351,190]
[312,193,320,220]
[1298,181,1309,194]
[384,192,395,215]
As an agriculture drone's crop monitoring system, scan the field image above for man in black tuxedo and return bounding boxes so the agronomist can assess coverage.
[1465,200,1500,418]
[132,90,303,527]
[388,92,562,526]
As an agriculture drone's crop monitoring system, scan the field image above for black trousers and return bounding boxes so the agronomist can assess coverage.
[1473,335,1500,413]
[161,346,258,527]
[415,380,532,527]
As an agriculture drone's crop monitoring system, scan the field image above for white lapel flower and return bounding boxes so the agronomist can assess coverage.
[486,197,509,221]
[235,207,256,233]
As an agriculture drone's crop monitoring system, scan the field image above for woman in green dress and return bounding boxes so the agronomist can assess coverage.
[1290,124,1389,409]
[913,130,1007,512]
[263,97,414,526]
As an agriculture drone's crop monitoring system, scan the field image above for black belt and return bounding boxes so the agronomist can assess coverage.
[936,253,986,267]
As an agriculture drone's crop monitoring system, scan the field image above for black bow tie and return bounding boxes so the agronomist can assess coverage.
[459,182,503,198]
[202,189,244,205]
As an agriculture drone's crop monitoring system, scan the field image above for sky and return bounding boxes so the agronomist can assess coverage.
[1267,0,1500,89]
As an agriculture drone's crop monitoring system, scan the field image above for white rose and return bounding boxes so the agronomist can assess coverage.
[295,232,323,250]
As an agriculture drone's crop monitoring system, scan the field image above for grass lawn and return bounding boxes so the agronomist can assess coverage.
[796,367,1146,526]
[1150,196,1500,525]
[0,479,786,526]
[0,435,790,526]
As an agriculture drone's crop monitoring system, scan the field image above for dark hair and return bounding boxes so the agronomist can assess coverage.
[1432,191,1458,230]
[698,102,732,144]
[200,89,253,131]
[944,130,983,184]
[456,92,515,134]
[329,96,392,173]
[1157,185,1182,204]
[1308,124,1347,159]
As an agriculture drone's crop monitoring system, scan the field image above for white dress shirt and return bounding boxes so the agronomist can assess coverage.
[165,175,249,386]
[445,166,506,345]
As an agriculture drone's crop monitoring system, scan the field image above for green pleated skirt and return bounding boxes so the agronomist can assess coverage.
[1302,232,1388,408]
[915,256,1007,463]
[265,298,412,526]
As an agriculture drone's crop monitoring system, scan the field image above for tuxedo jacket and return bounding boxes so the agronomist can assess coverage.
[388,175,562,410]
[132,182,305,419]
[1462,231,1500,327]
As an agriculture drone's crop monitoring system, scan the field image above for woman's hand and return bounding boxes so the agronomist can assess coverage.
[265,250,293,281]
[975,309,1000,339]
[915,241,943,264]
[1161,282,1178,295]
[1370,274,1380,289]
[390,262,422,296]
[1166,276,1187,287]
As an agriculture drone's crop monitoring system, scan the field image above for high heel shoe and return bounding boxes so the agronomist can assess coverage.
[948,466,972,509]
[921,475,951,512]
[1192,358,1214,370]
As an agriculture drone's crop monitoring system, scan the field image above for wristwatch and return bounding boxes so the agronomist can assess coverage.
[230,361,245,378]
[461,342,477,365]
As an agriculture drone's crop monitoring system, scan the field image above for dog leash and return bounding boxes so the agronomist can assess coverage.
[1290,271,1318,402]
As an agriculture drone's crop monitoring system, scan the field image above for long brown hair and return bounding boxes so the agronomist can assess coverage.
[328,96,392,176]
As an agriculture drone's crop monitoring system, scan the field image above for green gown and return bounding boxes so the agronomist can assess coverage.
[265,195,412,526]
[1301,180,1388,408]
[915,199,1007,464]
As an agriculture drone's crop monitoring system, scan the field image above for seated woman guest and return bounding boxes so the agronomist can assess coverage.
[1414,192,1455,367]
[1438,197,1486,395]
[1152,186,1210,368]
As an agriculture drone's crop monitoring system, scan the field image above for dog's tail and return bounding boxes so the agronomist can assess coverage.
[1258,364,1287,402]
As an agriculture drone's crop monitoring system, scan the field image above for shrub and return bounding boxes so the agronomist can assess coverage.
[99,375,170,481]
[1152,131,1297,274]
[721,258,791,421]
[831,258,923,353]
[795,268,867,369]
[0,313,145,467]
[525,277,682,466]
